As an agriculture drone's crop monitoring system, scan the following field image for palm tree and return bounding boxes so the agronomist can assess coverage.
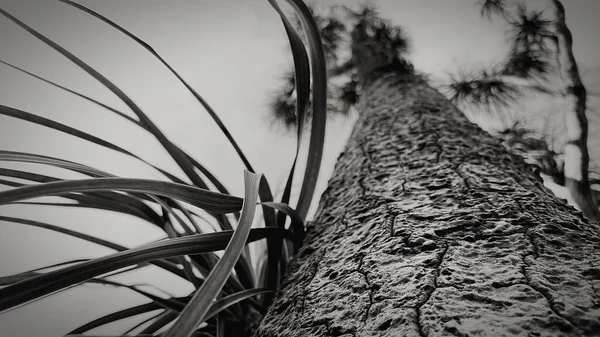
[448,0,600,220]
[255,6,600,336]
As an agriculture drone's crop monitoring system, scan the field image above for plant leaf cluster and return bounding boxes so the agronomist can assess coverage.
[0,0,328,336]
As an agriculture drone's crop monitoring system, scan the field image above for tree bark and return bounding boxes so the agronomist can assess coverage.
[254,72,600,336]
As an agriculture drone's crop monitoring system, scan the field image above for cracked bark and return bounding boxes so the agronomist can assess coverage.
[254,72,600,336]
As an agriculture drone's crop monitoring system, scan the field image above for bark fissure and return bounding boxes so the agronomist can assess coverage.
[415,243,449,337]
[520,257,578,333]
[357,254,374,323]
[299,248,327,317]
[358,137,372,199]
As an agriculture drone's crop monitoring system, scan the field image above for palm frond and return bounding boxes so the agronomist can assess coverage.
[445,68,521,107]
[269,70,298,128]
[507,4,554,47]
[501,47,553,79]
[269,93,298,128]
[478,0,511,20]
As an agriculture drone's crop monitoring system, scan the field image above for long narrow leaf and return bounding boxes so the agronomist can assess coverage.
[261,202,304,251]
[0,60,235,201]
[0,169,164,225]
[0,178,243,213]
[56,2,268,287]
[0,178,243,282]
[0,61,237,230]
[0,150,110,177]
[161,211,204,289]
[93,278,188,312]
[0,59,141,127]
[0,155,245,280]
[0,168,212,233]
[0,170,252,296]
[203,288,271,321]
[123,310,167,335]
[183,153,233,211]
[0,215,190,281]
[0,215,126,251]
[164,170,261,337]
[0,100,192,187]
[263,0,318,303]
[0,105,135,160]
[58,0,254,173]
[268,0,310,212]
[0,227,291,312]
[49,1,245,231]
[138,310,178,335]
[67,303,161,335]
[0,259,88,286]
[0,266,188,314]
[0,155,169,226]
[278,0,328,220]
[0,7,214,200]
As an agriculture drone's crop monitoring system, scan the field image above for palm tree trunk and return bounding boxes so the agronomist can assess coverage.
[254,70,600,336]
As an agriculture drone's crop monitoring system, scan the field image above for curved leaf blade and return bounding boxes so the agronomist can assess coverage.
[58,0,254,173]
[281,0,328,220]
[0,178,243,213]
[0,227,291,313]
[164,170,261,337]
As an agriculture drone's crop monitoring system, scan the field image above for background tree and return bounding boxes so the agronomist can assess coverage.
[256,5,600,336]
[447,0,600,220]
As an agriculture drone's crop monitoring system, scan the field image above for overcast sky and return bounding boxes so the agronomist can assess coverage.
[0,1,598,336]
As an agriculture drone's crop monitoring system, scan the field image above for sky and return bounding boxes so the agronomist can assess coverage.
[0,0,598,336]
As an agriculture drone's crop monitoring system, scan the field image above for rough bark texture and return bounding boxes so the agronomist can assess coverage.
[254,74,600,336]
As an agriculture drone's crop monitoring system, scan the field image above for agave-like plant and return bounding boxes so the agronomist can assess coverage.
[0,0,328,336]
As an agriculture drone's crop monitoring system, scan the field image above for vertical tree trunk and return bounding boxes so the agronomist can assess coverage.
[550,0,600,220]
[254,73,600,336]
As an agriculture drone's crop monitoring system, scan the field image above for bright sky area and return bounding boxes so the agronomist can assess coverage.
[0,1,598,336]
